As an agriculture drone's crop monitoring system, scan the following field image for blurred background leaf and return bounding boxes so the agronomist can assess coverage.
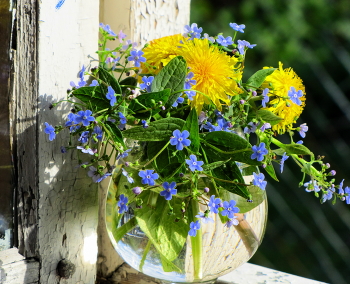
[191,0,350,283]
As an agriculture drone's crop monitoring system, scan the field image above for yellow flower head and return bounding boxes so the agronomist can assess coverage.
[141,34,185,74]
[262,62,306,134]
[141,35,242,113]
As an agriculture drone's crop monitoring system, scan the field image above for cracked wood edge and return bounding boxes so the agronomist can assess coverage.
[36,1,99,283]
[14,0,40,259]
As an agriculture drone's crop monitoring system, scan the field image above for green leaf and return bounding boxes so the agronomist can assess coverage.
[151,56,187,108]
[98,67,122,94]
[119,76,138,92]
[104,121,126,148]
[134,193,188,262]
[210,159,251,199]
[72,86,111,111]
[202,159,231,172]
[110,217,137,243]
[256,109,283,126]
[160,255,182,273]
[278,144,313,156]
[221,184,267,214]
[147,141,185,176]
[123,118,185,141]
[182,108,200,153]
[203,131,260,165]
[245,68,276,90]
[264,163,279,181]
[129,89,171,119]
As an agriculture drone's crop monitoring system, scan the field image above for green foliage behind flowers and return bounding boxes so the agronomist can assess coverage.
[45,22,350,274]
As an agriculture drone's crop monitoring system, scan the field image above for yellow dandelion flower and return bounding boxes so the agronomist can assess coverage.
[141,35,242,113]
[141,34,185,74]
[262,62,306,134]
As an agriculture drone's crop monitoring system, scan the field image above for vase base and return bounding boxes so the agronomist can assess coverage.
[161,280,216,284]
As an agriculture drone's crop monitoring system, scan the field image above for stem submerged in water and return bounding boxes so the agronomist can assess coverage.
[189,199,202,280]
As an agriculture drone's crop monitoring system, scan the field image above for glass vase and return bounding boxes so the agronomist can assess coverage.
[105,140,268,284]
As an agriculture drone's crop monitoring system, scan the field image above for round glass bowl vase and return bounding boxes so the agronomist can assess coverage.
[105,161,267,283]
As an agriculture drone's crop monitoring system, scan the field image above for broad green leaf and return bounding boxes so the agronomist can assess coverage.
[182,108,200,153]
[134,193,188,262]
[151,56,187,108]
[147,141,185,176]
[110,217,137,243]
[105,121,126,148]
[98,67,122,94]
[72,86,111,111]
[210,159,251,199]
[202,159,231,172]
[119,76,138,93]
[220,184,267,214]
[123,118,185,141]
[129,89,171,119]
[278,143,313,156]
[203,131,261,165]
[160,254,182,273]
[256,109,283,126]
[264,163,279,181]
[245,68,276,90]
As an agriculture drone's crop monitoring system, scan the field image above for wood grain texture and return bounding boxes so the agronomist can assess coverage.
[36,1,99,283]
[13,0,40,258]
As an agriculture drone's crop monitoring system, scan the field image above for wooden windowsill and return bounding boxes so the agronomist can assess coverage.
[217,262,328,284]
[0,248,39,284]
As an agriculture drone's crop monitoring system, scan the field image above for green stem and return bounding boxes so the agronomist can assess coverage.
[139,239,152,272]
[189,199,202,280]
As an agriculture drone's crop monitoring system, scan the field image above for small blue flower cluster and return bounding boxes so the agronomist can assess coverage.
[188,195,241,237]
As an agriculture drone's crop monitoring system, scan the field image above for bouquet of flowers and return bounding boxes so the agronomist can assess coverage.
[45,22,349,280]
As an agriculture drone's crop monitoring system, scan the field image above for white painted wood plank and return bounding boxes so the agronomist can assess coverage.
[1,259,39,284]
[37,1,99,283]
[0,248,24,265]
[218,263,328,284]
[0,248,39,284]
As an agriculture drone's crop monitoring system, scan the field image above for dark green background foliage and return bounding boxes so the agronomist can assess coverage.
[191,0,350,283]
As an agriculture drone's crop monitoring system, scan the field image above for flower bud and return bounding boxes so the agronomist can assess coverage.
[239,100,245,104]
[330,170,336,176]
[252,90,257,96]
[204,187,210,193]
[132,187,142,195]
